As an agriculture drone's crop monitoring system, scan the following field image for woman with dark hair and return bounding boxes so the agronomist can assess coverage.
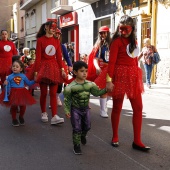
[48,28,73,108]
[0,30,17,90]
[87,26,111,118]
[34,21,66,124]
[106,15,150,151]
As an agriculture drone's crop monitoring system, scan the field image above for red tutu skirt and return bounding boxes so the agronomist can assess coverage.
[108,65,144,99]
[37,60,63,84]
[94,66,108,89]
[0,88,36,107]
[0,57,12,75]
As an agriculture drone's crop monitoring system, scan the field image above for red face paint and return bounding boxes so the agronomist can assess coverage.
[50,22,57,30]
[119,25,132,35]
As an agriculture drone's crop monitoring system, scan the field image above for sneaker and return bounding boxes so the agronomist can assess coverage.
[51,115,64,125]
[57,96,62,106]
[41,112,48,122]
[19,116,25,125]
[100,110,109,118]
[12,119,19,127]
[81,135,87,145]
[73,145,82,155]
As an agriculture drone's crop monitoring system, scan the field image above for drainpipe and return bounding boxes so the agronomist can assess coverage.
[151,0,157,84]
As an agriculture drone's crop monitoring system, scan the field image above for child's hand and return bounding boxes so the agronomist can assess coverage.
[65,113,71,118]
[68,66,73,72]
[34,72,37,82]
[3,80,8,85]
[62,70,66,79]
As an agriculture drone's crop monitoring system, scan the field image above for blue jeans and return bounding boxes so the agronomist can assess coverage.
[144,64,153,85]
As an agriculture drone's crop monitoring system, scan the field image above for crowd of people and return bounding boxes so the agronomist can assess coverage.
[0,15,153,155]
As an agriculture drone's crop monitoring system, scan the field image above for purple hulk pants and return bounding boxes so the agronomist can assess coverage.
[71,106,91,133]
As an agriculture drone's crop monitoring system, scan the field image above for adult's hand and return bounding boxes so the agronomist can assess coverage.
[96,67,101,75]
[106,82,114,92]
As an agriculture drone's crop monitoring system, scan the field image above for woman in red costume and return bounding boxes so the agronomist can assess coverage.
[106,15,150,151]
[48,28,73,108]
[0,30,17,90]
[87,26,111,118]
[34,20,66,125]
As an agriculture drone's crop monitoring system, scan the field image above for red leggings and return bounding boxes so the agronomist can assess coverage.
[39,83,58,117]
[111,94,145,147]
[0,74,6,90]
[11,105,26,120]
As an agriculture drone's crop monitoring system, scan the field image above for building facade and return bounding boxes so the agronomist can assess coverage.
[17,0,170,85]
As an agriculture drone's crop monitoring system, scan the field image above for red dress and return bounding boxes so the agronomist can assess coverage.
[107,37,144,99]
[34,36,63,84]
[0,40,17,75]
[87,46,108,89]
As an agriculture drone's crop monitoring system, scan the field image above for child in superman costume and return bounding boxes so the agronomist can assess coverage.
[0,60,36,126]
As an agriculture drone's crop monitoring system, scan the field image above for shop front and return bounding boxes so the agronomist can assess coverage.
[59,12,79,62]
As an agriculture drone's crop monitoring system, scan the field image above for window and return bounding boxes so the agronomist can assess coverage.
[25,14,30,30]
[20,17,24,32]
[31,12,36,28]
[32,40,37,48]
[105,0,108,4]
[42,3,47,24]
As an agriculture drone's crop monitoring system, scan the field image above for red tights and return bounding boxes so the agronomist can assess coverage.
[39,83,58,117]
[11,105,26,120]
[111,94,145,147]
[0,74,6,90]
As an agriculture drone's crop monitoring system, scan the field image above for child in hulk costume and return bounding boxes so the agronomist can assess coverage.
[64,61,107,155]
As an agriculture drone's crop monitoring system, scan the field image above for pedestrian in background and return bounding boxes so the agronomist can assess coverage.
[106,15,150,151]
[67,44,74,64]
[49,28,73,108]
[138,38,158,88]
[64,61,107,155]
[20,47,30,67]
[0,30,17,90]
[34,20,66,125]
[0,60,36,126]
[87,26,111,118]
[80,53,88,64]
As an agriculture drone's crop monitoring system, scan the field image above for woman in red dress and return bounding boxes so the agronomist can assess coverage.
[87,26,111,118]
[0,30,17,90]
[34,20,66,125]
[106,15,150,151]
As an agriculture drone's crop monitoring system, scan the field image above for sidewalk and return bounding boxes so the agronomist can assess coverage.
[144,83,170,95]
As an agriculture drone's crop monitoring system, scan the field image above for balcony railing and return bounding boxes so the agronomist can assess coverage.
[55,0,68,7]
[20,0,41,10]
[51,0,73,15]
[78,0,99,3]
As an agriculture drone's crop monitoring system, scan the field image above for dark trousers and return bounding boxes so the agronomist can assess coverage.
[71,107,91,145]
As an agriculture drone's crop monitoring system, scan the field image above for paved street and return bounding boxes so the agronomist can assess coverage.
[0,84,170,170]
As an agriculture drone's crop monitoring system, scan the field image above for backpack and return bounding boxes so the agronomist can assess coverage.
[152,52,161,65]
